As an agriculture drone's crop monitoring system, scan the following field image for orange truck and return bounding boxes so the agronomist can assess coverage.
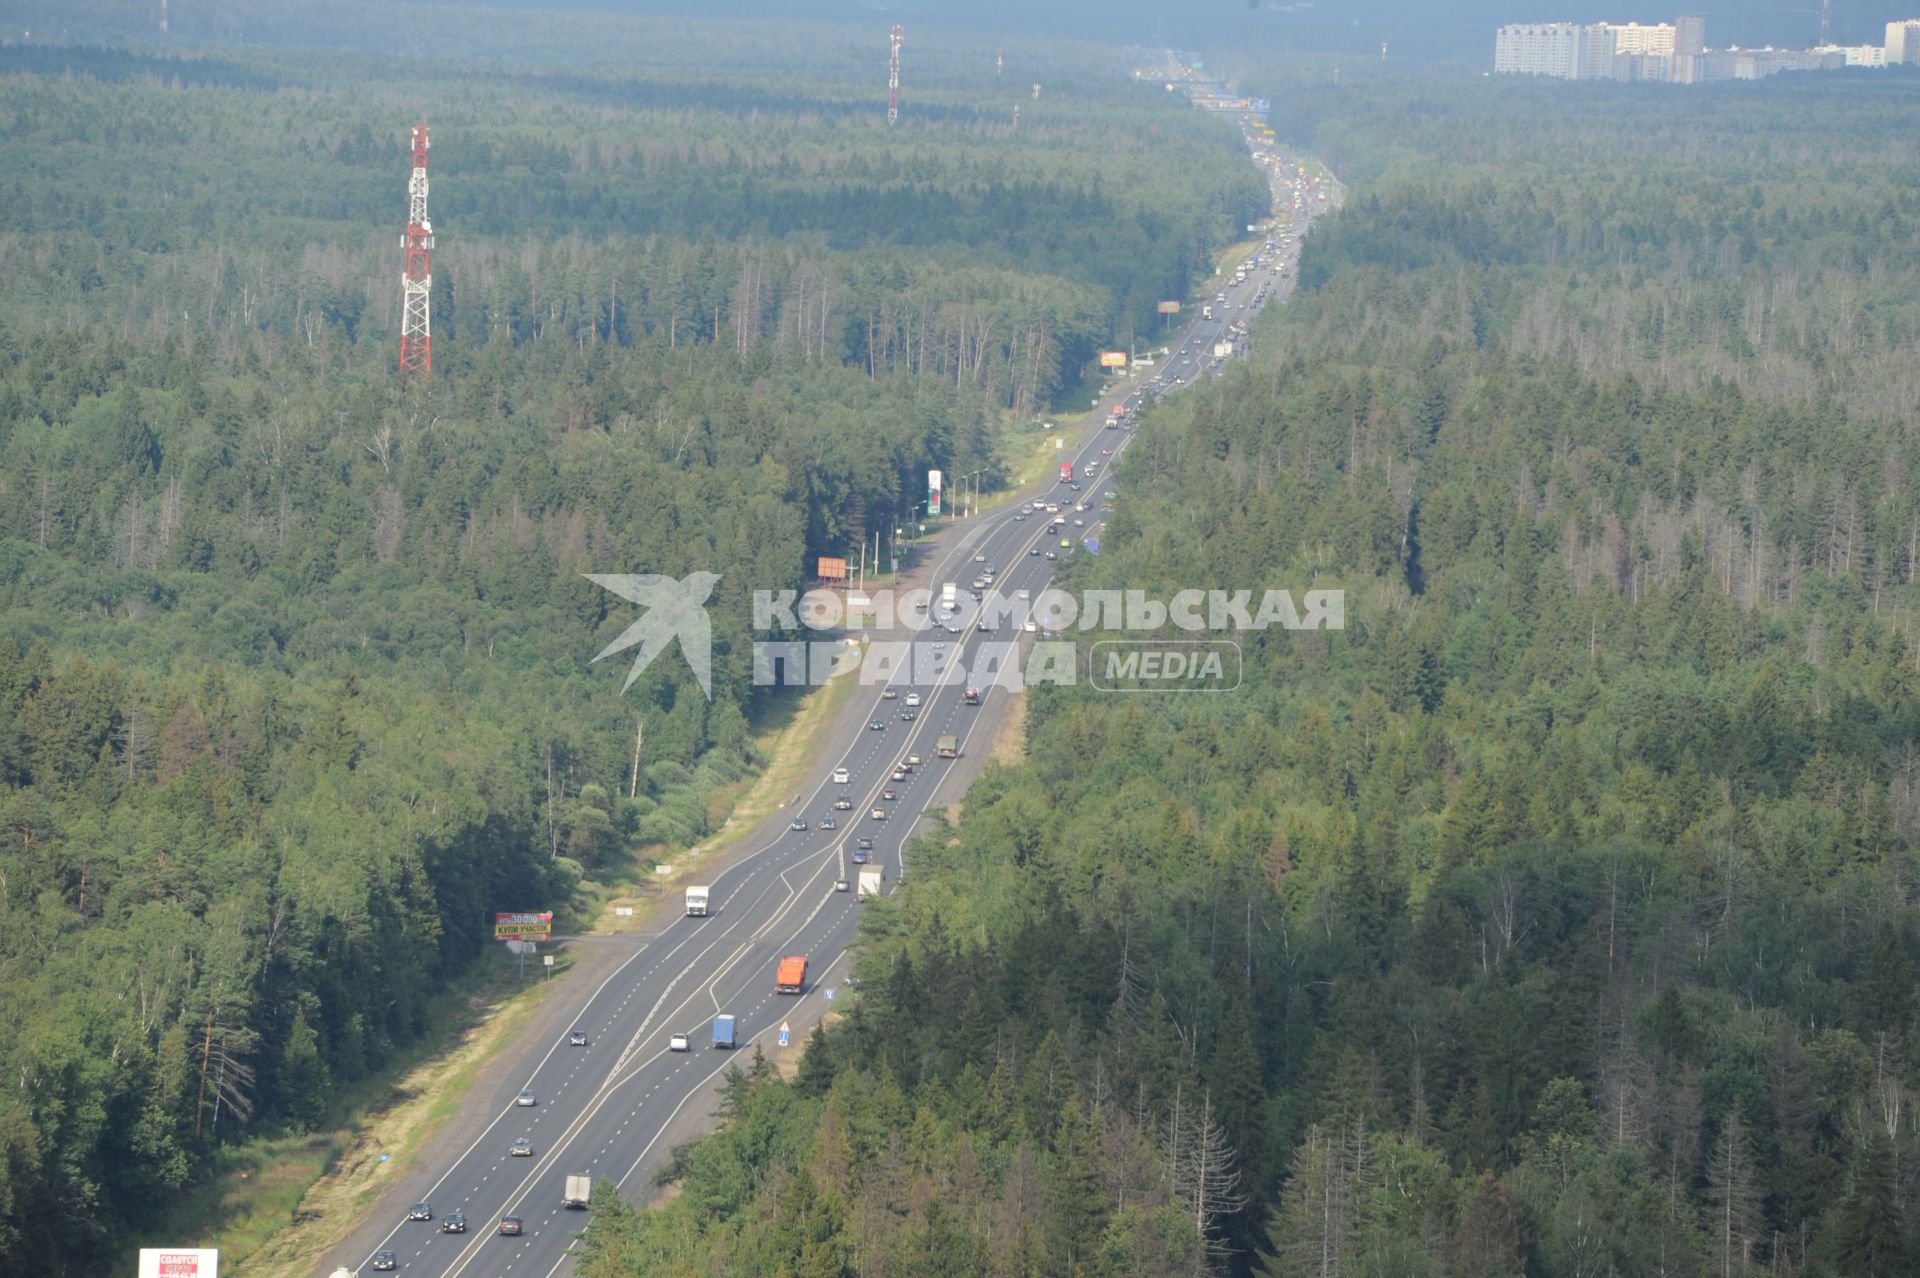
[775,955,808,995]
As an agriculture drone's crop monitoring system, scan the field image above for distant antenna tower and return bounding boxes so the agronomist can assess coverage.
[159,0,168,34]
[398,124,433,382]
[1820,0,1831,42]
[1012,104,1020,128]
[997,47,1004,76]
[888,25,903,124]
[1032,82,1041,99]
[1381,41,1388,60]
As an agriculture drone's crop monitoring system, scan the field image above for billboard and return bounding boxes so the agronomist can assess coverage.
[139,1251,219,1278]
[1099,350,1129,369]
[928,469,942,517]
[494,912,552,942]
[1157,300,1181,314]
[816,556,848,581]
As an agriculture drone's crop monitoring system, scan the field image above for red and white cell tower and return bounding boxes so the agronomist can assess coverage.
[399,124,433,382]
[887,25,903,125]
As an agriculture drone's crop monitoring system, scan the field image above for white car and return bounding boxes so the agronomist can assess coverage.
[515,1090,536,1107]
[832,767,850,784]
[904,693,921,707]
[669,1032,690,1052]
[1016,589,1030,599]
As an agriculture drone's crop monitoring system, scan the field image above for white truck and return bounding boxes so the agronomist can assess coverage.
[563,1173,592,1209]
[857,868,884,900]
[942,581,957,609]
[685,886,710,917]
[1213,340,1235,359]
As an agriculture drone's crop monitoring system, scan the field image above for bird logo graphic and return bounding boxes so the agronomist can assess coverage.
[587,572,722,700]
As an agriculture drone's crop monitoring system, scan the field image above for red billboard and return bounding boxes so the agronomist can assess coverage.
[494,912,553,942]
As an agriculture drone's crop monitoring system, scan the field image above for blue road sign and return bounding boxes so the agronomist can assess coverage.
[825,988,836,1001]
[777,1021,791,1048]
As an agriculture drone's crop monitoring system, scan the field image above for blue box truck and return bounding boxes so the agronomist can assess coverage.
[712,1013,737,1049]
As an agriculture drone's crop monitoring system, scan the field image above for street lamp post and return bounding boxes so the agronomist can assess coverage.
[958,468,986,518]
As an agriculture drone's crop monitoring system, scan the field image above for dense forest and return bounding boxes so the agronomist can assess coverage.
[0,15,1258,1273]
[579,68,1920,1278]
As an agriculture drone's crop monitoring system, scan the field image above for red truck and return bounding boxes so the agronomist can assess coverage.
[1058,461,1074,483]
[775,955,808,995]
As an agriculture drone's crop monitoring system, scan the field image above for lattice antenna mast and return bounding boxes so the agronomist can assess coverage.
[399,124,433,382]
[888,25,903,124]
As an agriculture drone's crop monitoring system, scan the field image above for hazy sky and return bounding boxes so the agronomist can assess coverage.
[484,0,1919,47]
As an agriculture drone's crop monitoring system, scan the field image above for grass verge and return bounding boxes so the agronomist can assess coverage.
[151,945,563,1276]
[591,669,862,934]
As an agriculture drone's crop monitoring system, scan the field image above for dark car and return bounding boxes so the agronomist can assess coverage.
[372,1251,398,1272]
[409,1202,433,1221]
[499,1215,524,1236]
[881,788,897,801]
[857,837,874,850]
[900,709,916,721]
[819,816,837,830]
[511,1137,533,1157]
[790,817,808,831]
[568,1029,588,1046]
[868,720,885,731]
[442,1211,467,1233]
[852,847,868,865]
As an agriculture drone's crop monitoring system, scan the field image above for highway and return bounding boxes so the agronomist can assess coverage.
[324,86,1319,1278]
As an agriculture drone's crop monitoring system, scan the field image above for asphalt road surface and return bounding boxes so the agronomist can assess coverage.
[324,90,1311,1278]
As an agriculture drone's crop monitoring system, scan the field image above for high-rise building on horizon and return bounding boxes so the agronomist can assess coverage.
[1493,22,1585,78]
[1497,12,1909,84]
[1889,19,1920,64]
[1675,15,1706,57]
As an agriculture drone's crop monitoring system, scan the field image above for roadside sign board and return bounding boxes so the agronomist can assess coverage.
[1099,350,1128,369]
[494,912,552,942]
[816,556,848,582]
[1157,300,1181,314]
[778,1021,791,1047]
[140,1251,219,1278]
[928,469,943,516]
